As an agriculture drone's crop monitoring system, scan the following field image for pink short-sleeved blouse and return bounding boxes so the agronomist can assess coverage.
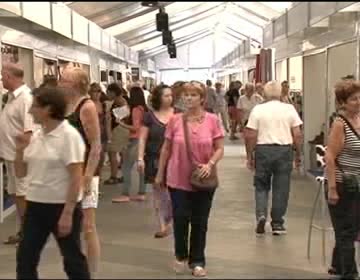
[165,112,224,191]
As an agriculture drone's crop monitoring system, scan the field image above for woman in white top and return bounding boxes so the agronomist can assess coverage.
[14,87,90,279]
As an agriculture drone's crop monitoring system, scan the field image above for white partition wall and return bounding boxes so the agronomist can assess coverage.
[327,41,357,122]
[303,52,327,171]
[289,56,303,90]
[275,59,288,82]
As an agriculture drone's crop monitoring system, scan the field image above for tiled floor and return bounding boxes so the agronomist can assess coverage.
[0,141,337,278]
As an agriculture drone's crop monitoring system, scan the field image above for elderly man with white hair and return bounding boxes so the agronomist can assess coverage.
[237,83,263,127]
[0,63,34,246]
[245,81,302,236]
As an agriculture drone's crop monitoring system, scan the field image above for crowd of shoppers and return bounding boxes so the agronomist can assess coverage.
[0,60,359,279]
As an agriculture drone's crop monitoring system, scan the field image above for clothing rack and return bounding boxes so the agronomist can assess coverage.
[307,145,333,265]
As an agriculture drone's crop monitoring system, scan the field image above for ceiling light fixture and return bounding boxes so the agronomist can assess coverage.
[141,2,159,8]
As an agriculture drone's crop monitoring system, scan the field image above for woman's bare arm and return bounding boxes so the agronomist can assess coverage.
[80,101,101,184]
[138,126,149,160]
[325,120,345,190]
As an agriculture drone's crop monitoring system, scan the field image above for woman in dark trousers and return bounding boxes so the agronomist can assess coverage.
[155,81,224,277]
[325,79,360,279]
[14,87,90,279]
[137,84,175,238]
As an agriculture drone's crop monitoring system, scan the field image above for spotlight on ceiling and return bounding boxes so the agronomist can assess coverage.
[141,2,159,7]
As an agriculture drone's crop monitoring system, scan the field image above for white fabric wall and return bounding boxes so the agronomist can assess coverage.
[303,52,326,170]
[327,41,357,118]
[289,56,303,90]
[275,59,287,82]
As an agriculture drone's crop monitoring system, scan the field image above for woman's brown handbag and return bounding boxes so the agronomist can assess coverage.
[182,115,218,191]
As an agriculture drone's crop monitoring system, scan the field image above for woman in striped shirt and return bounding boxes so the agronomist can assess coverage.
[325,79,360,279]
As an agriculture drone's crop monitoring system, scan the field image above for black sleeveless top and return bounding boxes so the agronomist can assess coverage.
[67,98,96,173]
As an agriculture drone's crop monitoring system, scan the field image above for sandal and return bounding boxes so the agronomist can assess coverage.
[112,196,130,203]
[131,194,146,201]
[327,267,338,275]
[3,233,21,245]
[154,228,171,238]
[192,266,207,277]
[104,177,123,185]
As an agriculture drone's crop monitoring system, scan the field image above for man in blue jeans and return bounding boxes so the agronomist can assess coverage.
[245,81,302,236]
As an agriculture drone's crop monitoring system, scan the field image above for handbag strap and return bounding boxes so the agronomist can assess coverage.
[182,114,196,168]
[335,114,360,174]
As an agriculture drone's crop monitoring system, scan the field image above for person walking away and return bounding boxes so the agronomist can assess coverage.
[245,81,302,236]
[325,79,360,279]
[214,82,229,133]
[143,85,151,106]
[137,85,175,238]
[104,83,129,185]
[280,81,293,105]
[255,83,264,97]
[0,63,35,246]
[155,81,224,277]
[112,86,148,203]
[59,67,101,277]
[226,81,242,140]
[172,81,186,113]
[205,80,217,113]
[15,87,90,279]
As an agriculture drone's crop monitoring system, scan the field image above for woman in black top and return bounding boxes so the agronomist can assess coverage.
[59,67,101,277]
[137,85,175,238]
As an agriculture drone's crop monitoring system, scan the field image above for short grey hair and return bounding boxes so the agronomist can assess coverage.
[264,81,282,99]
[245,83,255,93]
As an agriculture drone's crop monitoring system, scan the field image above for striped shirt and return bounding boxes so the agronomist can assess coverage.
[334,117,360,183]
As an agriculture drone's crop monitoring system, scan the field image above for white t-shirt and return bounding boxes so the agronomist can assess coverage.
[24,120,85,203]
[143,90,151,105]
[0,84,34,161]
[237,93,264,121]
[246,100,303,145]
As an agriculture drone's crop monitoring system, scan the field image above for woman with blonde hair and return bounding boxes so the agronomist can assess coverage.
[155,81,224,277]
[59,67,101,277]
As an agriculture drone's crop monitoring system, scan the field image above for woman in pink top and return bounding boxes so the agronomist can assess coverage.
[112,86,148,203]
[155,81,224,277]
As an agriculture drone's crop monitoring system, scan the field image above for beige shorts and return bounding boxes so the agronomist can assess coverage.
[82,176,99,209]
[5,160,27,196]
[107,125,129,153]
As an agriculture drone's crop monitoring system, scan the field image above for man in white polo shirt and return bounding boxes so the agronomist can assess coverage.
[245,81,302,237]
[0,63,34,245]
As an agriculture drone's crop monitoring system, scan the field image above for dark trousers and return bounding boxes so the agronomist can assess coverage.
[326,185,360,279]
[169,188,215,268]
[254,145,293,226]
[17,201,90,279]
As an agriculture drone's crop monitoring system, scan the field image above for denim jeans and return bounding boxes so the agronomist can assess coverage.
[16,201,90,279]
[325,184,360,279]
[122,139,146,196]
[169,188,215,268]
[254,144,293,226]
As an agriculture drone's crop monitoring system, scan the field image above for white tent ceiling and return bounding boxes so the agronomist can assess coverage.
[67,2,293,59]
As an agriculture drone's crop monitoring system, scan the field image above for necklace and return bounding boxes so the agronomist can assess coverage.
[186,111,206,123]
